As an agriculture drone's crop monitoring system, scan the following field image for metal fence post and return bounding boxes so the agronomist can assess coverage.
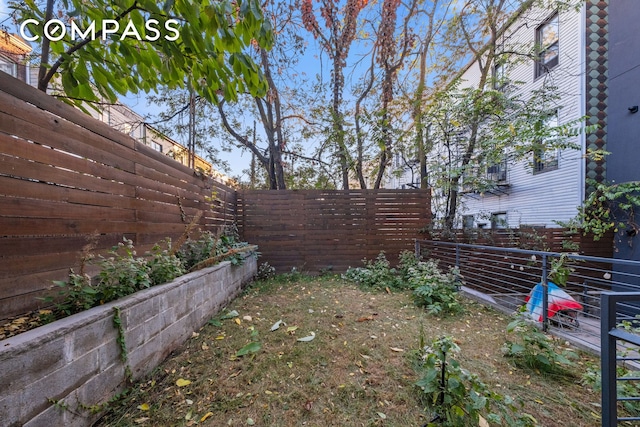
[415,239,420,259]
[455,245,460,270]
[541,254,548,332]
[601,293,617,427]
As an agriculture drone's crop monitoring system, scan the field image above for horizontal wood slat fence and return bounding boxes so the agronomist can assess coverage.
[237,189,431,273]
[426,228,613,258]
[0,73,236,319]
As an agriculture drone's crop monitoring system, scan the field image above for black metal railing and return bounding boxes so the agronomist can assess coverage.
[415,239,640,425]
[601,292,640,426]
[415,239,640,349]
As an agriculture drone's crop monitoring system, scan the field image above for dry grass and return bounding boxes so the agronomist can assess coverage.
[95,275,602,427]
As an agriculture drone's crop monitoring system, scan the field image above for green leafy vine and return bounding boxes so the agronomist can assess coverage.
[112,306,132,382]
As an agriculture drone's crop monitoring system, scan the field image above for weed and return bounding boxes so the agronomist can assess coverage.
[582,362,640,417]
[176,231,217,270]
[97,238,151,302]
[255,262,276,281]
[343,252,464,315]
[415,336,536,427]
[408,260,463,316]
[340,249,417,290]
[46,270,97,316]
[547,253,577,287]
[146,239,185,286]
[502,311,577,377]
[342,252,402,290]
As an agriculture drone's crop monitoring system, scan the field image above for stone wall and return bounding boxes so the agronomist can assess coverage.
[0,257,256,427]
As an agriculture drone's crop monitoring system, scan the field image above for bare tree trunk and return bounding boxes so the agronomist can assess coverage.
[37,0,54,91]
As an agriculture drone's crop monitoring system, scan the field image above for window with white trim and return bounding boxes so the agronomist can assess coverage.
[535,13,559,78]
[532,113,559,174]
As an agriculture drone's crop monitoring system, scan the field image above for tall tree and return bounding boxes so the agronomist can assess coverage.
[214,0,313,189]
[370,0,417,188]
[301,0,368,189]
[12,0,273,105]
[408,0,450,190]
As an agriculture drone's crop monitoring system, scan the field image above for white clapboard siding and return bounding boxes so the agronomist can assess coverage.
[460,3,585,228]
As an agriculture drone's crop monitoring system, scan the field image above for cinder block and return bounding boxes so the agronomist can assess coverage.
[70,315,115,359]
[0,336,66,389]
[14,350,98,422]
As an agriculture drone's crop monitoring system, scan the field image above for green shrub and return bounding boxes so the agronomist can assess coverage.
[48,270,98,316]
[342,252,402,290]
[147,239,185,286]
[502,312,577,376]
[255,262,276,281]
[176,231,217,271]
[581,363,640,417]
[408,260,463,315]
[43,232,255,322]
[97,238,151,302]
[397,250,420,280]
[416,336,536,427]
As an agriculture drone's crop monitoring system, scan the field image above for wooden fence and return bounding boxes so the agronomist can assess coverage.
[0,73,236,318]
[426,228,613,259]
[237,189,431,273]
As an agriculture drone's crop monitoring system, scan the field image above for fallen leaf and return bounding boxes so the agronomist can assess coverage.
[390,347,404,352]
[237,341,262,356]
[137,403,150,411]
[247,418,255,425]
[176,378,191,387]
[201,412,214,422]
[297,332,316,342]
[216,335,225,340]
[134,417,150,424]
[234,318,242,325]
[271,319,284,331]
[208,318,222,327]
[201,342,209,350]
[378,412,387,419]
[185,410,193,421]
[243,315,253,322]
[357,316,374,322]
[479,415,489,427]
[221,310,239,319]
[286,326,298,334]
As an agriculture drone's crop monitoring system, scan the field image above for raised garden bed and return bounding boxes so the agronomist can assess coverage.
[0,256,256,427]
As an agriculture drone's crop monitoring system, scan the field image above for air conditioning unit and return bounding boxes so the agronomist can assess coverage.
[487,162,507,183]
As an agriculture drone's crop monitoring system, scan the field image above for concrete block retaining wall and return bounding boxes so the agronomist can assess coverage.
[0,257,256,427]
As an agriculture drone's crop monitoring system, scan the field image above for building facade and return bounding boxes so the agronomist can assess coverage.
[387,2,600,230]
[456,3,586,229]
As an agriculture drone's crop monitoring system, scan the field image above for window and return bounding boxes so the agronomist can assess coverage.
[532,113,559,174]
[0,58,17,77]
[491,212,508,229]
[533,148,558,173]
[487,157,507,182]
[535,13,559,78]
[493,59,507,91]
[152,141,163,152]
